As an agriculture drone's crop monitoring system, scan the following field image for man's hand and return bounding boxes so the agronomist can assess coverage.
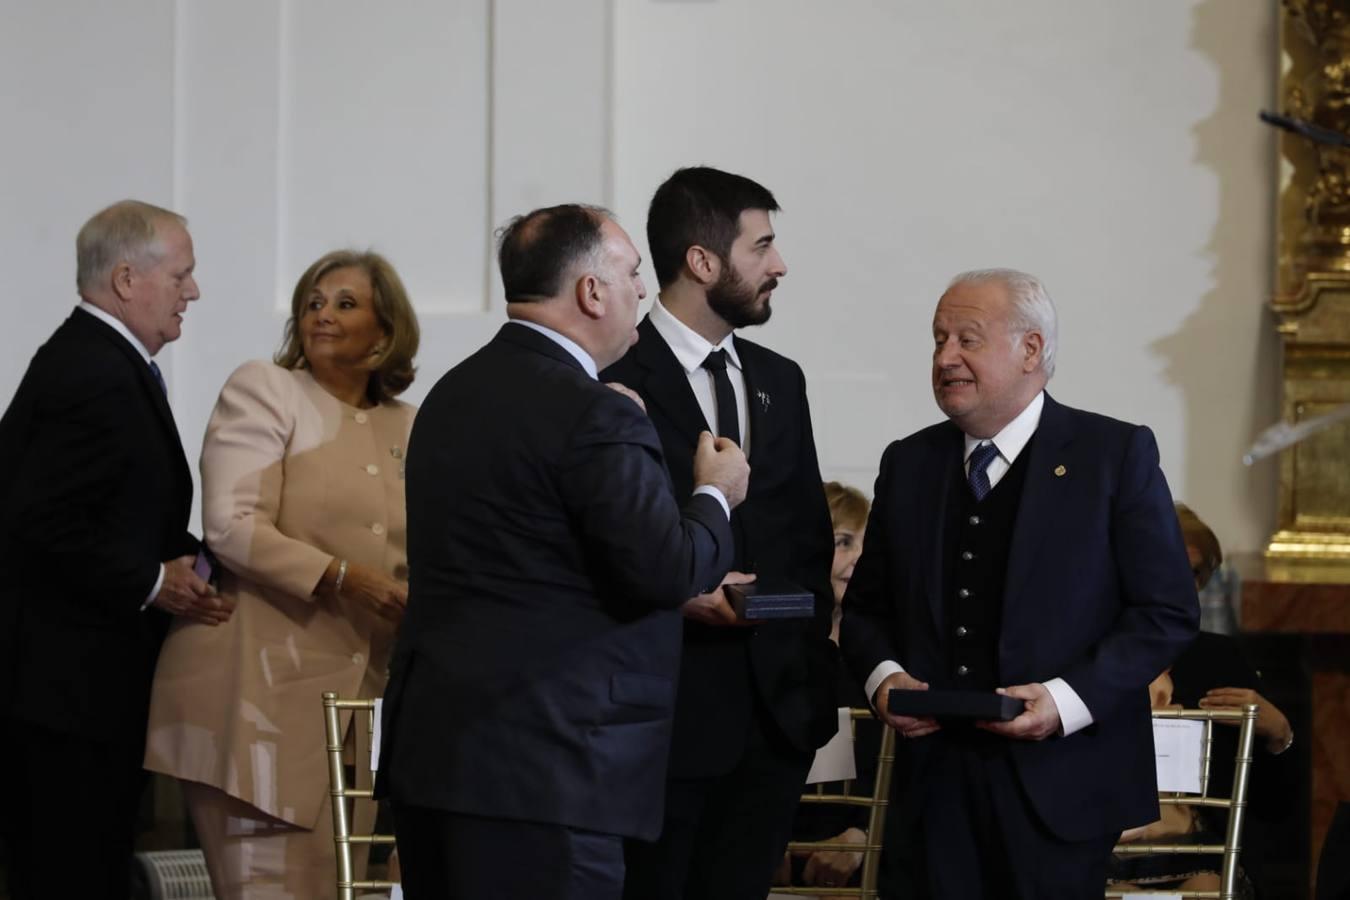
[875,671,940,739]
[802,826,866,891]
[1199,686,1293,753]
[693,430,749,508]
[604,382,646,413]
[153,555,232,625]
[977,683,1061,741]
[681,571,756,627]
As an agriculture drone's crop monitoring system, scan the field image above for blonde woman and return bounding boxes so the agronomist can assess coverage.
[145,250,419,898]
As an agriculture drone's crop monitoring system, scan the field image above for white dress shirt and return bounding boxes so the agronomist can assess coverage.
[512,317,730,519]
[647,297,750,457]
[76,302,167,609]
[863,390,1094,737]
[514,318,599,379]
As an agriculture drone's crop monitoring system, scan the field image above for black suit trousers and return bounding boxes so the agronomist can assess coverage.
[2,718,148,900]
[889,737,1116,900]
[622,696,812,900]
[392,803,624,900]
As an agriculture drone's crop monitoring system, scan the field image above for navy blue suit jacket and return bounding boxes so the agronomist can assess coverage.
[377,323,736,840]
[840,394,1198,840]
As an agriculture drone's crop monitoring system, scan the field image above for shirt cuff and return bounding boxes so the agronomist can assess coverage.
[1043,677,1093,736]
[865,660,905,711]
[692,484,731,519]
[141,563,166,612]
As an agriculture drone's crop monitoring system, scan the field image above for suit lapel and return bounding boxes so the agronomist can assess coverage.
[72,311,189,470]
[735,337,769,463]
[1003,394,1074,623]
[632,317,712,443]
[923,425,964,631]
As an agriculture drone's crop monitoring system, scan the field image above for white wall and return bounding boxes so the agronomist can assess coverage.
[1,0,1278,553]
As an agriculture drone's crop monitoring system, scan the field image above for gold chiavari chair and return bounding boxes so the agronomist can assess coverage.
[1105,704,1259,900]
[775,708,898,900]
[322,691,398,900]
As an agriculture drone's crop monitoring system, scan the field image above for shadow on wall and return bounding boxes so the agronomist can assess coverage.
[1151,0,1280,551]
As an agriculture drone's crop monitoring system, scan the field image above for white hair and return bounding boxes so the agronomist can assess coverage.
[76,199,187,294]
[947,268,1058,377]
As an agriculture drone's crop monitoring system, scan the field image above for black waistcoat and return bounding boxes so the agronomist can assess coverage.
[940,436,1034,691]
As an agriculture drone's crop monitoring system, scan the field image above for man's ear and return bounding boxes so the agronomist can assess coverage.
[575,273,605,321]
[111,261,136,303]
[685,245,720,287]
[1022,330,1044,372]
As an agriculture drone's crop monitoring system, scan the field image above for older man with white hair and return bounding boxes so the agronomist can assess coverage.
[840,269,1198,898]
[0,200,225,900]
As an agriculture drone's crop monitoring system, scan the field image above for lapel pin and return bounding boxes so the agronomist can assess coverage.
[1054,465,1067,477]
[756,389,771,410]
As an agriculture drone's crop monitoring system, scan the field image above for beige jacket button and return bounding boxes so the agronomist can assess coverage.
[366,464,379,476]
[371,523,386,536]
[354,412,369,424]
[352,653,364,665]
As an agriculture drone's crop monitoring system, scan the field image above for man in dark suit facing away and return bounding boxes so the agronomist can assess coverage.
[0,200,228,900]
[378,204,750,900]
[840,268,1199,898]
[602,167,839,900]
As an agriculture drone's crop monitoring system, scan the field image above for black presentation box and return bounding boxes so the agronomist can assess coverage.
[724,579,815,621]
[888,689,1025,721]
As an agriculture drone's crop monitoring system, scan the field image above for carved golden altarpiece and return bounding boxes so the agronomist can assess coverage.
[1272,0,1350,559]
[1245,7,1350,895]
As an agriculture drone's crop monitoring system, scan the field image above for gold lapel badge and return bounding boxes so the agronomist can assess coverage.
[1054,465,1067,477]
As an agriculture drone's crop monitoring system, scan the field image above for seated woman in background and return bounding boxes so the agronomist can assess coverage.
[826,481,869,644]
[144,250,420,899]
[1108,503,1296,899]
[776,482,877,896]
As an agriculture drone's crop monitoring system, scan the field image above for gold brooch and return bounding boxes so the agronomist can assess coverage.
[1054,465,1067,477]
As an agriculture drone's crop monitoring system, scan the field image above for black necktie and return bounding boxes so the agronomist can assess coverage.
[701,349,741,447]
[967,441,1000,502]
[148,360,168,397]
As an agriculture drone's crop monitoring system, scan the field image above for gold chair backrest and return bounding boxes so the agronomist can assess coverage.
[322,692,398,900]
[774,707,898,900]
[1105,704,1259,900]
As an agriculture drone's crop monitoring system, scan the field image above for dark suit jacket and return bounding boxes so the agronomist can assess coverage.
[377,323,736,840]
[0,309,196,750]
[840,393,1198,841]
[601,316,838,776]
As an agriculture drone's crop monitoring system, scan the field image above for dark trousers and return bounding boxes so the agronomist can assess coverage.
[1,718,147,900]
[623,705,813,900]
[891,739,1116,900]
[392,803,624,900]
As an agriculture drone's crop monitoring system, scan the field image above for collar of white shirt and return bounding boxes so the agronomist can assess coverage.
[648,297,742,374]
[77,301,153,365]
[511,318,598,380]
[963,390,1045,468]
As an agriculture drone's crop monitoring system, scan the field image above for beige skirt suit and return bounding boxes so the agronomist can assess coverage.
[145,360,414,898]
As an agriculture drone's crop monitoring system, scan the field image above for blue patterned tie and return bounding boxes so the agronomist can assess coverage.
[148,360,168,397]
[967,441,1000,502]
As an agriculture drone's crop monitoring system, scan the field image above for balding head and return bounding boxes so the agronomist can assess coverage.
[498,204,647,370]
[497,204,611,304]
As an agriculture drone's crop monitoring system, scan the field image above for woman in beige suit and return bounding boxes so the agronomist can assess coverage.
[145,249,420,899]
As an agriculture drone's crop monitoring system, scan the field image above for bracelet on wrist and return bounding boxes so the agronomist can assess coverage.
[334,558,348,595]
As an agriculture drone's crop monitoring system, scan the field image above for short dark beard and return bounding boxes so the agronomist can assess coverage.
[707,262,776,329]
